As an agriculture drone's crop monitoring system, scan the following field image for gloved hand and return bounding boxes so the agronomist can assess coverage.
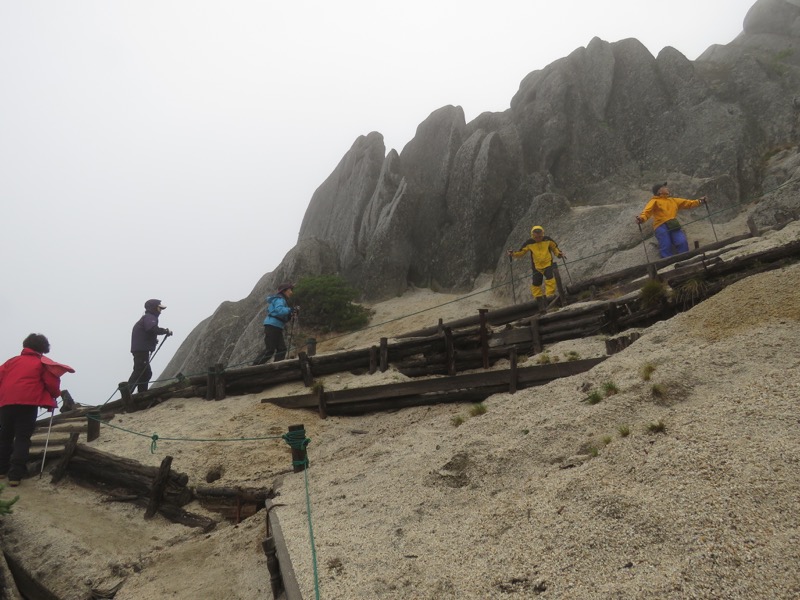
[635,216,644,224]
[292,306,300,315]
[165,329,173,337]
[699,196,708,203]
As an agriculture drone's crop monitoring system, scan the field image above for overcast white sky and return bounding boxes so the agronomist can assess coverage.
[0,0,756,407]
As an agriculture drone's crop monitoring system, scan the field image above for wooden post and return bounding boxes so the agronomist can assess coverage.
[50,432,79,484]
[306,338,317,357]
[118,382,133,412]
[437,318,444,335]
[60,389,76,413]
[530,318,543,355]
[214,363,226,401]
[298,352,314,387]
[145,455,174,519]
[553,263,568,306]
[379,338,388,372]
[443,327,456,376]
[369,346,378,375]
[694,240,700,249]
[86,410,102,442]
[509,348,518,394]
[316,386,327,420]
[288,424,307,473]
[605,301,620,335]
[206,366,216,400]
[478,309,489,369]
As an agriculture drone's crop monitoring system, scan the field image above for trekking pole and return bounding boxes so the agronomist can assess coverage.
[129,333,170,392]
[561,256,573,285]
[38,409,56,478]
[285,318,296,359]
[702,198,718,242]
[508,255,517,304]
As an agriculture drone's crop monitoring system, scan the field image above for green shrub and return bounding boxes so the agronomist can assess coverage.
[640,278,666,308]
[647,420,666,434]
[601,435,612,446]
[640,363,656,381]
[618,424,630,437]
[537,352,551,365]
[292,275,373,333]
[451,415,464,428]
[565,351,581,362]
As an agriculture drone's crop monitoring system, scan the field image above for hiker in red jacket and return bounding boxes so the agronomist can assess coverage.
[0,334,70,486]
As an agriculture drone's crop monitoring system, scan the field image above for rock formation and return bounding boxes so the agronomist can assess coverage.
[162,0,800,380]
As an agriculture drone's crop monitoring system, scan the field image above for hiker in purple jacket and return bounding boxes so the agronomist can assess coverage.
[128,299,172,393]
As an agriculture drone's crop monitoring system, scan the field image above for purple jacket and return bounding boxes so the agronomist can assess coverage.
[131,300,169,352]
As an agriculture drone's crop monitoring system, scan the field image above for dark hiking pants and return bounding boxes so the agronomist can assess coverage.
[0,404,39,481]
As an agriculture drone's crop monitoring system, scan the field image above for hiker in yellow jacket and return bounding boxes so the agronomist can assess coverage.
[636,182,707,258]
[507,225,565,299]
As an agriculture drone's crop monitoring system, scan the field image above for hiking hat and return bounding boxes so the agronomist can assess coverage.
[277,282,294,294]
[530,225,545,236]
[652,182,667,195]
[145,299,166,310]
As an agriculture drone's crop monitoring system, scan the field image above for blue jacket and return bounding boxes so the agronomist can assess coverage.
[263,294,293,330]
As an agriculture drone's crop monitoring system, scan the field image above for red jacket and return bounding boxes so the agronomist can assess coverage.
[0,349,60,409]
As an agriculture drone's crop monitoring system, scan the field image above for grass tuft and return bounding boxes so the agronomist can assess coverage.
[469,403,487,417]
[647,420,666,434]
[618,424,631,437]
[640,363,656,381]
[584,390,603,405]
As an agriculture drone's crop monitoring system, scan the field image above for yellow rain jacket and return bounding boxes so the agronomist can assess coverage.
[511,237,563,271]
[638,196,702,229]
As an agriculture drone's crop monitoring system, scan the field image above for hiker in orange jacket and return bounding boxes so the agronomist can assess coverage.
[636,182,707,258]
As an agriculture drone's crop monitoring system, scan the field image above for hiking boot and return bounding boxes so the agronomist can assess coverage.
[8,480,20,487]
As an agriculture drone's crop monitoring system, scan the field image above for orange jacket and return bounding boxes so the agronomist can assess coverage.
[639,196,702,229]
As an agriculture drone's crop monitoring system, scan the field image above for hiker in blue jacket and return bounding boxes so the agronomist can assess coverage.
[254,283,298,365]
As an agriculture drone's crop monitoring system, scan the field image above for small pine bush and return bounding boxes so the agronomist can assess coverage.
[292,275,373,333]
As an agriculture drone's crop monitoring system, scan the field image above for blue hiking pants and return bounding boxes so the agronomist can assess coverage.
[654,223,689,258]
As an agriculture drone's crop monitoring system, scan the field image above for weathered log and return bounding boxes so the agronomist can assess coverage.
[565,234,752,295]
[327,385,512,416]
[193,485,272,502]
[29,435,72,448]
[266,358,606,410]
[62,444,192,506]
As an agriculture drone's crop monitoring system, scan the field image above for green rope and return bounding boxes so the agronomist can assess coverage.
[303,464,321,600]
[86,414,283,453]
[282,429,312,468]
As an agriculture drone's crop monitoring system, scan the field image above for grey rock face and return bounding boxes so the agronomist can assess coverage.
[164,0,800,375]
